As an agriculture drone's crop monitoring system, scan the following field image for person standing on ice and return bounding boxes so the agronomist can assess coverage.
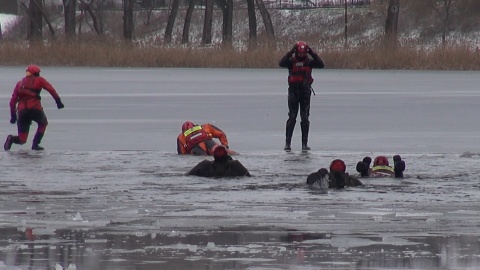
[279,41,325,151]
[4,65,65,151]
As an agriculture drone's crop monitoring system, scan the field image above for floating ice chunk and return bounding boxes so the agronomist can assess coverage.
[55,263,63,270]
[67,263,77,269]
[151,233,156,239]
[0,261,5,267]
[20,219,27,227]
[207,242,216,249]
[73,212,83,221]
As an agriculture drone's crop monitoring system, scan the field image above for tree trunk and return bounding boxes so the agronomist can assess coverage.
[182,0,197,44]
[79,0,102,35]
[123,0,134,40]
[225,0,233,44]
[213,0,228,43]
[384,0,400,43]
[202,0,213,45]
[255,0,275,43]
[246,0,257,48]
[63,0,76,39]
[165,0,180,44]
[28,0,43,41]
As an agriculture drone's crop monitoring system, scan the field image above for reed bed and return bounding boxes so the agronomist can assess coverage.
[1,40,479,70]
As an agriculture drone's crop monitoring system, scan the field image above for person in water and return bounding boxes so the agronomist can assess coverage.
[307,159,363,189]
[186,145,251,177]
[356,155,405,178]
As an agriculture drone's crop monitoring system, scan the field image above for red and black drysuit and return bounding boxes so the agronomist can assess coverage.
[279,50,325,148]
[8,75,64,149]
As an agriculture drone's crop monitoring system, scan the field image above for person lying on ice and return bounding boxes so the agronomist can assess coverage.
[356,155,405,178]
[186,145,251,177]
[306,159,363,189]
[177,121,236,155]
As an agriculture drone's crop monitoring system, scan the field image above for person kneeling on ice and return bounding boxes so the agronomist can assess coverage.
[356,155,405,178]
[306,159,363,189]
[186,145,251,177]
[177,121,236,156]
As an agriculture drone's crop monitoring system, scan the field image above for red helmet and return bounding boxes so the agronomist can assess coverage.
[329,159,346,173]
[212,145,228,159]
[295,41,308,54]
[182,121,194,132]
[373,156,389,167]
[26,65,41,75]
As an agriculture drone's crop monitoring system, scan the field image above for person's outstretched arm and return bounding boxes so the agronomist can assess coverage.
[39,77,64,109]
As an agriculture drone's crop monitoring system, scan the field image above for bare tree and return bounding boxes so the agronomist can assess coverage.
[256,0,275,43]
[79,0,103,35]
[384,0,400,44]
[165,0,180,44]
[140,0,154,25]
[182,0,197,44]
[202,0,214,45]
[21,0,56,41]
[213,0,233,44]
[430,0,453,47]
[63,0,77,39]
[246,0,257,48]
[123,0,134,40]
[27,0,43,40]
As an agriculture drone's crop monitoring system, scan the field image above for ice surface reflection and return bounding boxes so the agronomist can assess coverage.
[1,226,480,270]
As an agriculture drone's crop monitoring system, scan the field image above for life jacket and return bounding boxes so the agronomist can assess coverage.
[288,58,314,86]
[183,125,211,153]
[19,77,41,100]
[370,165,395,177]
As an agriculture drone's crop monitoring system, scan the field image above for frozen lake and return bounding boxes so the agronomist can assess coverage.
[1,67,480,269]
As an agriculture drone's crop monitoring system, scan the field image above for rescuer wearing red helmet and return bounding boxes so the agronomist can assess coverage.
[356,155,405,178]
[186,145,251,177]
[279,41,325,151]
[307,159,363,189]
[4,65,65,151]
[177,121,234,155]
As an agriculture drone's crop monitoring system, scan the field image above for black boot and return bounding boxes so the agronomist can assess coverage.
[301,121,310,151]
[4,135,21,151]
[285,119,295,151]
[32,133,45,151]
[284,137,291,151]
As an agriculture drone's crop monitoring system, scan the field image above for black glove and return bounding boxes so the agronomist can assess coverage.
[56,99,65,109]
[10,113,17,124]
[305,44,312,54]
[356,161,369,177]
[289,45,297,55]
[362,156,372,168]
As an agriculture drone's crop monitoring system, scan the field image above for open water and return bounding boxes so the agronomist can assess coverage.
[1,67,480,270]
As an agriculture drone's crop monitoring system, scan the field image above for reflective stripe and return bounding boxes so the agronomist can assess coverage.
[183,125,202,137]
[372,165,394,174]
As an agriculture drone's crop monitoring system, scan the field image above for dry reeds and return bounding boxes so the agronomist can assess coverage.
[1,40,480,70]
